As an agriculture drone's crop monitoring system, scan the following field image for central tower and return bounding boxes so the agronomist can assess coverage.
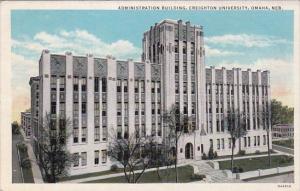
[142,19,207,135]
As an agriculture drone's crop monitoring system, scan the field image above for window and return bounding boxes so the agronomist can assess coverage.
[117,103,122,116]
[81,77,87,92]
[175,62,179,73]
[210,139,213,148]
[141,103,145,115]
[183,42,187,54]
[117,80,121,92]
[123,80,128,92]
[135,125,140,138]
[184,103,188,114]
[51,75,57,91]
[192,102,195,114]
[117,126,122,139]
[51,102,56,114]
[175,82,179,94]
[248,137,251,147]
[191,63,195,75]
[73,76,78,91]
[73,127,79,143]
[244,137,247,147]
[257,136,260,146]
[221,138,225,149]
[102,126,107,141]
[228,138,232,148]
[94,150,99,165]
[60,76,65,91]
[81,127,87,143]
[183,62,187,75]
[81,152,87,166]
[135,103,139,115]
[263,135,266,145]
[191,43,195,55]
[94,126,100,142]
[82,102,86,114]
[73,153,79,167]
[102,150,107,163]
[217,139,220,150]
[152,103,155,114]
[135,80,139,93]
[183,82,187,94]
[102,103,107,116]
[94,77,99,92]
[124,103,128,116]
[254,136,257,146]
[191,82,195,94]
[157,82,160,93]
[102,78,107,92]
[151,81,155,93]
[141,124,146,137]
[140,81,145,93]
[175,40,179,53]
[157,104,161,114]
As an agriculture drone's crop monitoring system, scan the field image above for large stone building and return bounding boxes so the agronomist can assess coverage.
[21,111,31,138]
[272,124,294,139]
[29,19,272,176]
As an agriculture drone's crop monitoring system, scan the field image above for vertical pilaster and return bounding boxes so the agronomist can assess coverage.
[65,52,73,148]
[145,62,152,136]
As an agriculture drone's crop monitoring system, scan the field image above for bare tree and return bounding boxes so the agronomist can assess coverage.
[37,113,74,183]
[108,129,158,183]
[226,110,247,172]
[162,104,192,183]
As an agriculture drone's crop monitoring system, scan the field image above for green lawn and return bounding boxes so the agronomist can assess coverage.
[17,145,34,183]
[273,139,294,149]
[84,165,201,183]
[60,169,124,181]
[219,155,294,172]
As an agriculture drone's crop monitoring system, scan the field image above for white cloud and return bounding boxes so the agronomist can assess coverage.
[205,34,289,48]
[205,45,242,57]
[210,58,294,107]
[13,29,142,60]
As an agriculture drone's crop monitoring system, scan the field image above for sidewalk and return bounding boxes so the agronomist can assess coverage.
[20,129,44,183]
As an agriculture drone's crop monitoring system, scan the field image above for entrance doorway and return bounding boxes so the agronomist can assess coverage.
[185,143,193,159]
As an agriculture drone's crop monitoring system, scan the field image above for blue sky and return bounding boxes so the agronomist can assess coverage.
[11,10,294,121]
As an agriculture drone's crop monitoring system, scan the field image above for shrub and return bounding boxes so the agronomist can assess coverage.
[238,167,244,173]
[213,151,218,159]
[232,167,239,173]
[255,150,260,154]
[208,147,214,159]
[110,164,119,172]
[192,174,206,180]
[21,158,31,169]
[202,153,207,160]
[238,150,246,156]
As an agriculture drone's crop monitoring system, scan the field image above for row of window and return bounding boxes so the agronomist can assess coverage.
[174,61,196,75]
[206,84,268,96]
[73,150,107,167]
[175,81,196,94]
[212,135,267,150]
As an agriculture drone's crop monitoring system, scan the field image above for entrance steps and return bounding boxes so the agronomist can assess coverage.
[191,161,243,183]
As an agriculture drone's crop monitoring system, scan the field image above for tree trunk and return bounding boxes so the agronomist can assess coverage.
[231,140,234,172]
[175,132,178,183]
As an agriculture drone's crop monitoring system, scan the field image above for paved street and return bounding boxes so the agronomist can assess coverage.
[245,172,294,183]
[12,134,23,183]
[272,144,294,155]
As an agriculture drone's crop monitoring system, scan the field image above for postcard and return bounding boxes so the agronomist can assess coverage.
[0,1,299,191]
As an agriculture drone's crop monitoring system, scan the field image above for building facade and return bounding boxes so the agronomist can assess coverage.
[21,111,31,138]
[30,19,272,176]
[272,124,294,139]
